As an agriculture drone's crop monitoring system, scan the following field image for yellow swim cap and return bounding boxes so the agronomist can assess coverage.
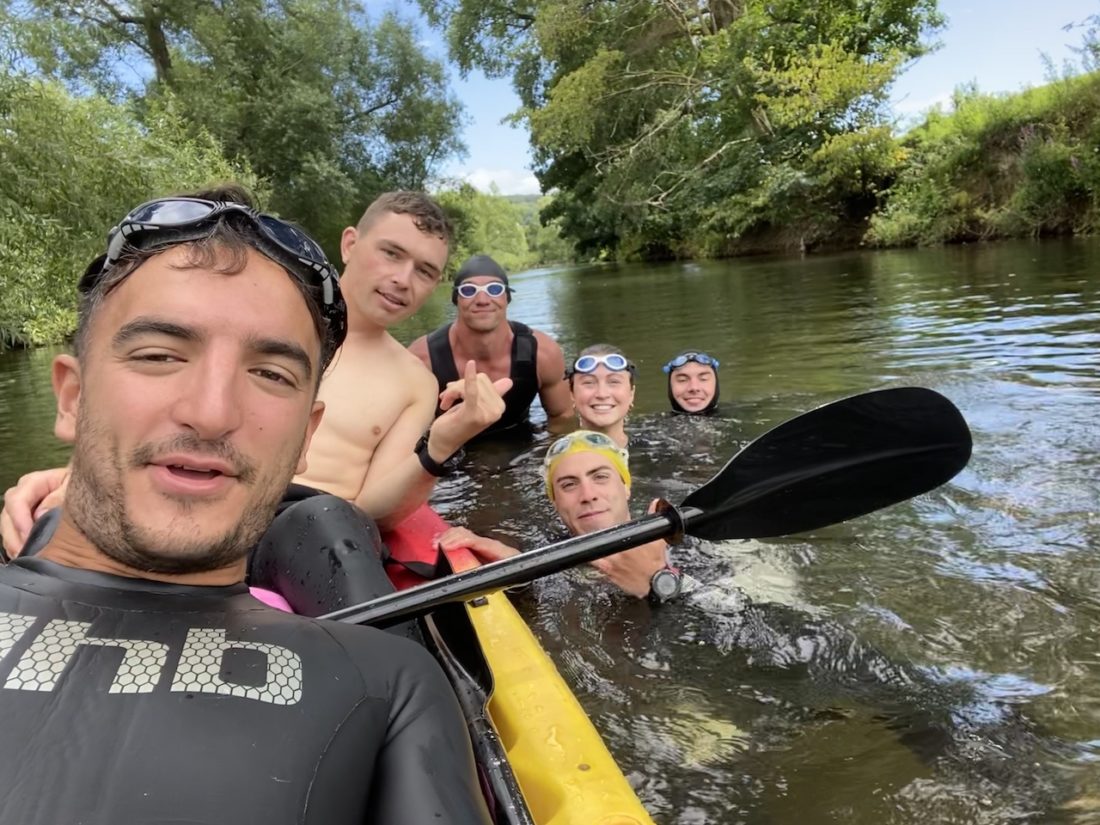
[542,430,631,501]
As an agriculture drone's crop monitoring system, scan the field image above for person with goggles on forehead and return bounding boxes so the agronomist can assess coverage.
[0,185,492,824]
[409,254,573,438]
[4,191,512,557]
[663,350,721,416]
[566,344,637,448]
[436,431,687,603]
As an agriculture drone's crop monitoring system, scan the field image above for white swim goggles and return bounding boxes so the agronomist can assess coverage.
[455,281,509,299]
[568,353,636,377]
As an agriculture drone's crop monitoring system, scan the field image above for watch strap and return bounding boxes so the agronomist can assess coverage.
[415,432,464,478]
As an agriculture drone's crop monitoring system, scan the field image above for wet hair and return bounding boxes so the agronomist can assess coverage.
[567,343,636,388]
[74,183,339,380]
[356,191,453,246]
[667,350,720,415]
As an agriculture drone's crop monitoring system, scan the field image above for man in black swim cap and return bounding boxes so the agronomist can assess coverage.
[663,350,721,415]
[409,253,574,436]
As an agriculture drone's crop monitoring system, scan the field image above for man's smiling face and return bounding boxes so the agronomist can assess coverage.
[55,245,324,574]
[550,450,631,536]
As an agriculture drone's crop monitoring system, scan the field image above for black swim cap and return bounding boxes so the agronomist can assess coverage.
[666,350,720,416]
[451,254,512,304]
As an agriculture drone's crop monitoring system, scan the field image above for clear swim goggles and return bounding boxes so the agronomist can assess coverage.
[456,281,509,299]
[80,197,347,349]
[546,429,622,459]
[567,352,636,376]
[662,351,720,374]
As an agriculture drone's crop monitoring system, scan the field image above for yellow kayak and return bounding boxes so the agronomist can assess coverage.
[386,506,654,825]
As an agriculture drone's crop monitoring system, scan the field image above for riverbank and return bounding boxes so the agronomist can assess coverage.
[634,71,1100,261]
[4,69,1098,348]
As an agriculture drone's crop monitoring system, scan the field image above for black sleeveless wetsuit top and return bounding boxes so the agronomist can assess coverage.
[427,320,540,435]
[0,558,491,825]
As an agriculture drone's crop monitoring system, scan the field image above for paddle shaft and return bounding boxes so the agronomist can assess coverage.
[321,508,696,627]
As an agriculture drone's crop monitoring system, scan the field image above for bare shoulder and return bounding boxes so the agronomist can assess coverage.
[392,340,439,399]
[323,335,434,402]
[407,332,430,363]
[532,328,562,352]
[533,329,566,369]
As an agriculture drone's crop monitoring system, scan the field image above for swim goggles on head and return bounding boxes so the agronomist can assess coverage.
[80,197,347,348]
[546,429,622,459]
[568,353,636,376]
[662,352,720,374]
[456,281,509,299]
[542,430,631,499]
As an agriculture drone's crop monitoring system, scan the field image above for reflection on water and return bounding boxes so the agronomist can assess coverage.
[4,238,1100,823]
[0,345,72,486]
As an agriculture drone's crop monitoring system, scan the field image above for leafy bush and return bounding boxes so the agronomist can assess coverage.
[0,75,255,347]
[867,72,1100,246]
[436,184,537,275]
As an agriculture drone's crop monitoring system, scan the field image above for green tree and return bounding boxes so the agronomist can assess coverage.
[436,184,533,274]
[0,74,254,347]
[522,195,576,265]
[419,0,942,259]
[4,0,465,259]
[867,72,1100,246]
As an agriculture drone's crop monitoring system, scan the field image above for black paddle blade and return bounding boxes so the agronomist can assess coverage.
[681,387,972,540]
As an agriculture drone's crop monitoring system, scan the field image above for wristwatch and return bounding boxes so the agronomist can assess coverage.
[414,432,465,478]
[648,566,683,604]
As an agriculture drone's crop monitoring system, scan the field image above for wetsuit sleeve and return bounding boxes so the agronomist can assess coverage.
[366,645,493,824]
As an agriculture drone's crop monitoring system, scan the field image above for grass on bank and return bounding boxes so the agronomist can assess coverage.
[868,72,1100,247]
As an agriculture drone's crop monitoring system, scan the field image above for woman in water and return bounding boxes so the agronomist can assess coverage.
[663,350,720,415]
[566,343,636,448]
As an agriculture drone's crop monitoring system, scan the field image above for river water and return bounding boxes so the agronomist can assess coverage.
[2,239,1099,823]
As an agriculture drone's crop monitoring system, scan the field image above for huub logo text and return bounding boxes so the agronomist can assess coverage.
[0,613,302,705]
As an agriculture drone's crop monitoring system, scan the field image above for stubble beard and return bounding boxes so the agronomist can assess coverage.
[66,411,296,575]
[460,306,503,334]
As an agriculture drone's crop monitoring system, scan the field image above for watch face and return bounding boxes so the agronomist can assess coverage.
[651,569,681,601]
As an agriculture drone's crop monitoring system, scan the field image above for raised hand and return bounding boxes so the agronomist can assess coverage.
[429,360,512,458]
[589,499,670,598]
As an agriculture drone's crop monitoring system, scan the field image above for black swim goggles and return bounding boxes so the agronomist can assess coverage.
[662,352,720,374]
[567,353,636,377]
[79,197,347,349]
[456,281,509,299]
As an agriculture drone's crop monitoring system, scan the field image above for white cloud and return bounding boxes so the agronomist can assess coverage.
[891,90,953,116]
[462,168,541,196]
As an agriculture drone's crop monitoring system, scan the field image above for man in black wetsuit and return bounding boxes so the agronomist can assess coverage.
[408,254,573,437]
[0,188,492,825]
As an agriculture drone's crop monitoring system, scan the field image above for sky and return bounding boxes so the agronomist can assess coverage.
[401,1,1099,196]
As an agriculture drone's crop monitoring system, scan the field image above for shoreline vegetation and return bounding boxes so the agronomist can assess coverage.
[2,1,1098,349]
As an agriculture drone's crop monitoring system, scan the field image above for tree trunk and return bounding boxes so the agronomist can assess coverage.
[141,1,173,88]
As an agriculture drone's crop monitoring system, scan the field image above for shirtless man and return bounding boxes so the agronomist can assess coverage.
[293,193,508,528]
[408,254,572,437]
[2,192,508,555]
